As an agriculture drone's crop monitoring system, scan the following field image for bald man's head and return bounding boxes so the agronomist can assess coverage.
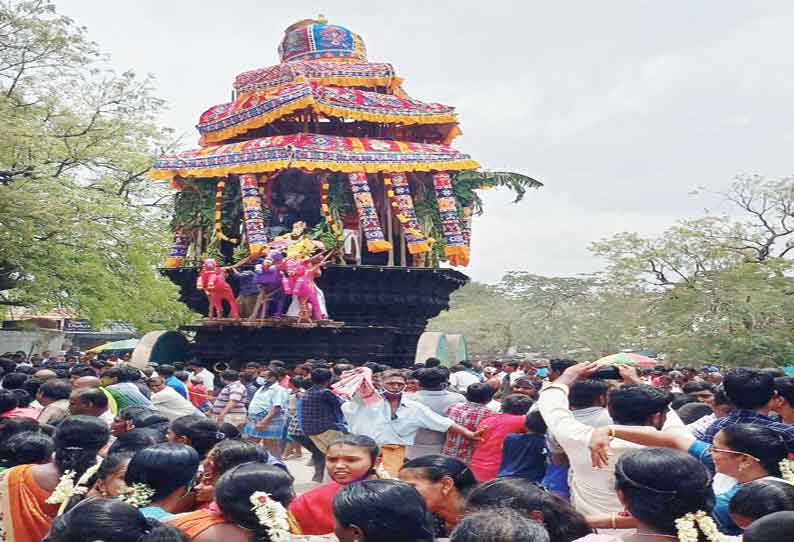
[33,370,57,381]
[73,376,101,389]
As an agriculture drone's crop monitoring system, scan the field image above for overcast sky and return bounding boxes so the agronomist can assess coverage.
[57,1,794,283]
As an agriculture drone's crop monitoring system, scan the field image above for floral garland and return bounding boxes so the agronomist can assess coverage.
[432,171,469,267]
[240,173,269,256]
[780,458,794,483]
[120,482,156,508]
[213,178,239,245]
[347,171,391,253]
[249,491,291,542]
[165,231,190,268]
[55,460,104,515]
[46,470,76,505]
[319,174,343,240]
[674,511,721,542]
[383,173,431,254]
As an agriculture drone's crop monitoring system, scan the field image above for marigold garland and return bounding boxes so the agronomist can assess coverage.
[432,171,469,267]
[383,173,431,254]
[213,178,239,245]
[347,171,391,253]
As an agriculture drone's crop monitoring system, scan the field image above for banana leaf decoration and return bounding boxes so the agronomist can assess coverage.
[453,170,543,215]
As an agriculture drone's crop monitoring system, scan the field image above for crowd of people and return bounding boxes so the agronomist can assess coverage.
[0,348,793,542]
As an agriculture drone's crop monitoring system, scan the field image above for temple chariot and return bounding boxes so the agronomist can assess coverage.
[150,17,538,367]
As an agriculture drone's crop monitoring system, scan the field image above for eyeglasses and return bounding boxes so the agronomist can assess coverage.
[710,447,760,462]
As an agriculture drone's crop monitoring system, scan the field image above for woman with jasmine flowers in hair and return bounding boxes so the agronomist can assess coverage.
[122,443,200,521]
[167,462,334,541]
[0,415,109,542]
[572,448,721,542]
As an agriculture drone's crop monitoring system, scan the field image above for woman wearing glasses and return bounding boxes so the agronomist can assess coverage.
[589,422,791,536]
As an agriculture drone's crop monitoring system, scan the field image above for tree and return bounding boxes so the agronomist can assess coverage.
[0,0,194,331]
[591,175,794,366]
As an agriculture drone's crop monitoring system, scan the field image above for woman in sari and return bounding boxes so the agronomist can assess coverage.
[0,415,109,542]
[167,462,332,541]
[288,434,383,535]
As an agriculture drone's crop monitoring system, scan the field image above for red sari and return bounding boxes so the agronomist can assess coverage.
[287,481,341,535]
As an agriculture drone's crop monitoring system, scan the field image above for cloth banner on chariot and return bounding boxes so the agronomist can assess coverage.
[165,230,190,268]
[432,171,469,267]
[383,172,431,254]
[347,172,391,253]
[240,173,269,255]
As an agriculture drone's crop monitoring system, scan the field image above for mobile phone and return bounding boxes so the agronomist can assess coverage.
[590,366,621,380]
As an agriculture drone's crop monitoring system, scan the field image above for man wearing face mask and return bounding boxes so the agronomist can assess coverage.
[342,369,482,477]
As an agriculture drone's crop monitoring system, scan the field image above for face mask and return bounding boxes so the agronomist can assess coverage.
[382,390,402,401]
[256,377,266,386]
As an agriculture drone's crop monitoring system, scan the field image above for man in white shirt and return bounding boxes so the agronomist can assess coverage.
[448,364,480,394]
[342,369,480,477]
[538,362,682,535]
[189,361,215,392]
[146,376,200,421]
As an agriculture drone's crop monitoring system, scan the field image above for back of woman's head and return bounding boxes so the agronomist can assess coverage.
[215,463,295,537]
[170,415,224,458]
[48,497,186,542]
[0,417,39,441]
[451,508,550,542]
[744,511,794,542]
[615,448,713,536]
[107,428,163,456]
[730,479,794,524]
[54,416,110,478]
[720,424,788,477]
[125,443,199,502]
[466,478,590,542]
[333,479,434,542]
[207,439,268,476]
[0,432,54,467]
[401,455,478,496]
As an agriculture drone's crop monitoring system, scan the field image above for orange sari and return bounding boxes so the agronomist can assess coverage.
[169,509,227,539]
[0,465,59,542]
[169,509,312,540]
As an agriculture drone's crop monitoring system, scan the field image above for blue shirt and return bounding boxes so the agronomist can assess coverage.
[498,433,547,481]
[166,376,188,399]
[687,439,716,474]
[139,506,172,520]
[701,409,794,449]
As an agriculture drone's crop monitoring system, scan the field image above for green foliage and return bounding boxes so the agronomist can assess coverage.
[0,0,196,330]
[432,175,794,366]
[453,170,543,214]
[309,220,341,252]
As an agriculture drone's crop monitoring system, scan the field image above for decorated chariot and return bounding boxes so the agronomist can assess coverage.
[151,17,538,366]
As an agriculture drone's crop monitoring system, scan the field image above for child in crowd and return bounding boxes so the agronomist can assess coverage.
[497,410,548,482]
